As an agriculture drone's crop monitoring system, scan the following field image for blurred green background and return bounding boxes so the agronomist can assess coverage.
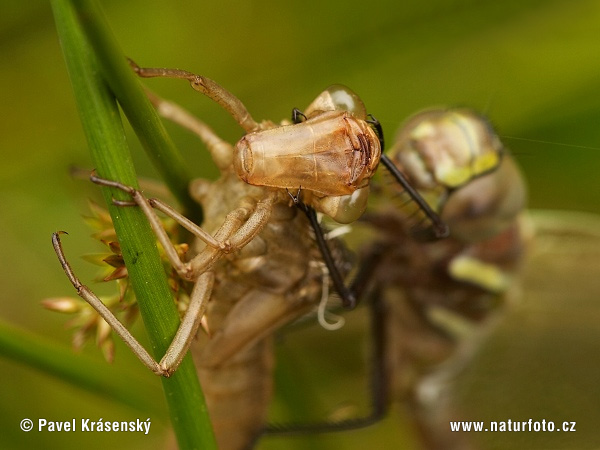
[1,0,599,448]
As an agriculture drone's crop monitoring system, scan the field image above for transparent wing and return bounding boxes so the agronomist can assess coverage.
[263,210,600,449]
[457,210,600,450]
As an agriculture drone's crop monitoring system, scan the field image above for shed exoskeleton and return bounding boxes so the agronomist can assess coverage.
[53,62,443,449]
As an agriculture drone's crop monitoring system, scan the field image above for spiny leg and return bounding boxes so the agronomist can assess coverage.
[302,205,356,309]
[129,59,259,133]
[150,193,275,276]
[286,190,363,309]
[69,166,174,199]
[148,189,277,254]
[52,232,212,376]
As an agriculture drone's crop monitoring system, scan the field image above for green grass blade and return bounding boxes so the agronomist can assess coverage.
[70,0,202,222]
[51,1,216,448]
[0,319,164,417]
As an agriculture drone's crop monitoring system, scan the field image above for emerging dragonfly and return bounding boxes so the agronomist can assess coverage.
[264,108,600,450]
[344,107,529,449]
[258,108,529,448]
[51,61,444,449]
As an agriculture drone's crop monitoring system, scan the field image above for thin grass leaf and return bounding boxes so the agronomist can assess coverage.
[70,0,202,222]
[51,1,216,448]
[0,319,164,417]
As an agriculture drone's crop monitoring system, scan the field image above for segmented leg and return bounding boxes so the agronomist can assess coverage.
[265,288,389,436]
[380,155,449,238]
[288,193,356,309]
[90,173,276,280]
[129,59,259,133]
[143,89,234,171]
[54,171,276,377]
[52,232,213,376]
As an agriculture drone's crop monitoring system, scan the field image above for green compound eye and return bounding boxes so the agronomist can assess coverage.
[391,108,504,191]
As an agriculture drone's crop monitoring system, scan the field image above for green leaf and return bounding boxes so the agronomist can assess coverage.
[50,0,216,448]
[0,319,163,417]
[70,0,202,223]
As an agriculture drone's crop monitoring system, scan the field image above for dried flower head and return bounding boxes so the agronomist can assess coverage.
[43,200,194,362]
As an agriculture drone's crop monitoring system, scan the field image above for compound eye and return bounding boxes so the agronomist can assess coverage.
[304,84,368,119]
[391,108,503,190]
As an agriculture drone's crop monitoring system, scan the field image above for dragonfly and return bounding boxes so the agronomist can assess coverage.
[260,107,529,448]
[352,107,529,449]
[265,102,600,450]
[51,60,445,450]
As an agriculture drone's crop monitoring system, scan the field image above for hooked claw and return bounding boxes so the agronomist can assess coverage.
[286,187,310,213]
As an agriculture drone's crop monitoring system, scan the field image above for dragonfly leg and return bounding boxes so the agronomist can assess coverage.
[90,173,275,280]
[264,286,390,435]
[129,59,259,133]
[158,271,214,375]
[179,193,275,279]
[91,173,221,278]
[380,154,449,238]
[52,232,213,377]
[143,89,234,171]
[286,191,357,309]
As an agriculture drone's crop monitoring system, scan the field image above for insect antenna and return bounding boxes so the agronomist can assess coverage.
[287,190,357,309]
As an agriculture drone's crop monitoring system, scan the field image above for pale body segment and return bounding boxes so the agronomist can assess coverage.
[361,108,528,449]
[54,63,384,450]
[235,110,381,197]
